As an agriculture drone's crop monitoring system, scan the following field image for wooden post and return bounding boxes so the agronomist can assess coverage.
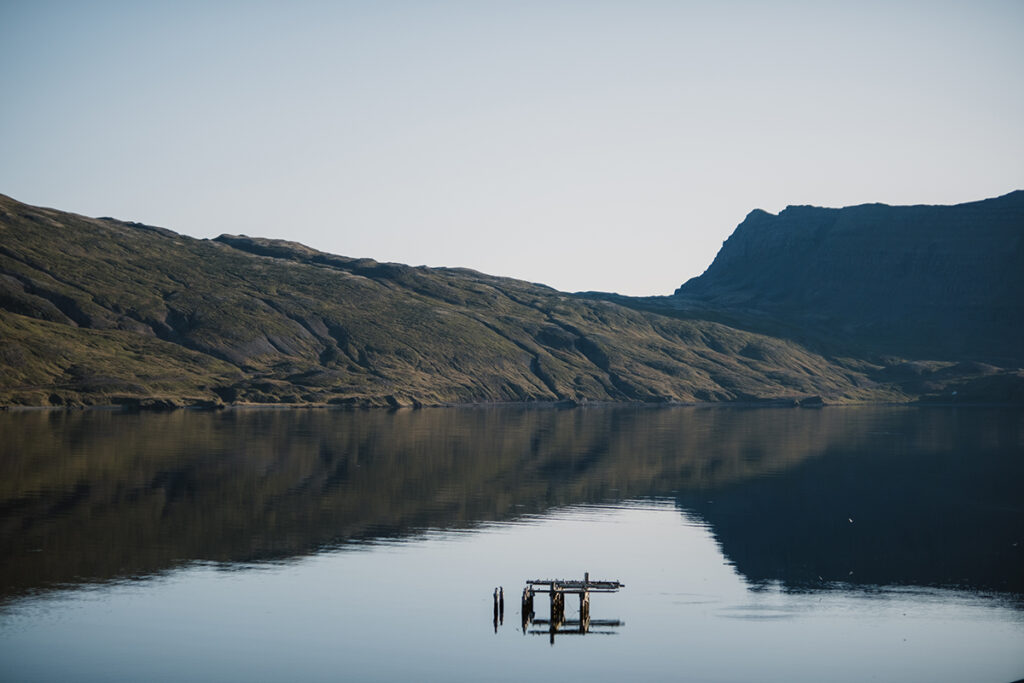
[550,587,565,628]
[582,570,590,633]
[521,586,534,632]
[552,587,564,645]
[580,589,590,633]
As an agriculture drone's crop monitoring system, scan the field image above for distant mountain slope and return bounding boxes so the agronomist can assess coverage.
[0,193,901,407]
[1,192,1019,407]
[674,191,1024,364]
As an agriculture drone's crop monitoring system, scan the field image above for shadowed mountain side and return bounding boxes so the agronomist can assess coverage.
[672,191,1024,365]
[0,193,905,407]
[2,406,1021,601]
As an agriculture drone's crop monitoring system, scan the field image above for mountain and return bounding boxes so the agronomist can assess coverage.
[0,192,1020,407]
[673,191,1024,365]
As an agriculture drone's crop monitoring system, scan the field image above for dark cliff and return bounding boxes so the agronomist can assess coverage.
[675,191,1024,364]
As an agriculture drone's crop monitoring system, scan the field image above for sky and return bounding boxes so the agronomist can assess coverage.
[1,1,1022,295]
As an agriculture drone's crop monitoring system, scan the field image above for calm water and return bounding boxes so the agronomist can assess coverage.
[1,405,1022,682]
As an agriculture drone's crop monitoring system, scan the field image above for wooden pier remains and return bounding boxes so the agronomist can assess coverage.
[520,572,624,643]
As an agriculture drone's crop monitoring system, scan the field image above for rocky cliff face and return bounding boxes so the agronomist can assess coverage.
[675,192,1024,364]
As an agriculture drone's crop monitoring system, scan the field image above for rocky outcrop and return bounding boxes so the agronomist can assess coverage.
[675,191,1024,364]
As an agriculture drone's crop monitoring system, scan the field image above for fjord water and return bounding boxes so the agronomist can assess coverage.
[1,406,1022,682]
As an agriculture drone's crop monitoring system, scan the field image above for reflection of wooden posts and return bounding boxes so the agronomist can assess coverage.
[499,586,504,624]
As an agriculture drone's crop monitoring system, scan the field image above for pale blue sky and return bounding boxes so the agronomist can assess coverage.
[2,1,1022,295]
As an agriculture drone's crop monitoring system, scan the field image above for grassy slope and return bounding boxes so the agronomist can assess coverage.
[0,193,998,407]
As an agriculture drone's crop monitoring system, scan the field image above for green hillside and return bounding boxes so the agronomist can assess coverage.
[0,193,1017,407]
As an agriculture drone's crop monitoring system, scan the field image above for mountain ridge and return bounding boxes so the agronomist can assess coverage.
[673,190,1024,365]
[1,191,1020,407]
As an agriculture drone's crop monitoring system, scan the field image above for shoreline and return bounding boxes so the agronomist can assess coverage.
[2,397,1019,413]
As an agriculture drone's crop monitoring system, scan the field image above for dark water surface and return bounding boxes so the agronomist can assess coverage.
[1,405,1022,682]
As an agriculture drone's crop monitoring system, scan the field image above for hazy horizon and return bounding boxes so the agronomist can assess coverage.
[2,1,1022,295]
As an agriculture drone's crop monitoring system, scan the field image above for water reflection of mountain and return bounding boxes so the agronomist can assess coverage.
[677,408,1024,594]
[1,406,1021,601]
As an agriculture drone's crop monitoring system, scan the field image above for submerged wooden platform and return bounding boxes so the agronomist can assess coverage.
[519,572,624,643]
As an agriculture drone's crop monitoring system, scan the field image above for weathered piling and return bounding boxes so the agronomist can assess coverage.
[550,587,565,628]
[521,586,535,633]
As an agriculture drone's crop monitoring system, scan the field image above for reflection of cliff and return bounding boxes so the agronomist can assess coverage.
[1,406,1021,601]
[678,408,1024,594]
